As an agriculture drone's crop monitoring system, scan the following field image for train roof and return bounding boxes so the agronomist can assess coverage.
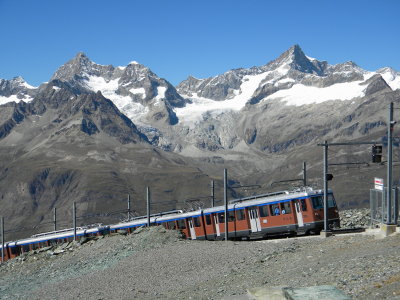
[151,188,331,221]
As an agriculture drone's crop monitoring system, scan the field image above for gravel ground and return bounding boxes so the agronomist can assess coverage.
[1,210,400,300]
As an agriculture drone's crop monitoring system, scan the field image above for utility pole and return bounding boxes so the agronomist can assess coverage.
[127,194,131,221]
[53,207,57,231]
[211,180,215,208]
[224,169,228,242]
[146,187,151,227]
[73,202,77,241]
[1,217,4,264]
[303,161,307,187]
[387,102,394,224]
[323,141,329,232]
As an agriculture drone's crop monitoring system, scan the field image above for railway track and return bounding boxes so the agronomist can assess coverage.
[331,227,366,234]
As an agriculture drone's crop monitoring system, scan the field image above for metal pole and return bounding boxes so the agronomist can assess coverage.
[303,161,307,187]
[323,141,328,232]
[211,180,215,208]
[127,194,131,221]
[387,102,394,224]
[1,217,4,264]
[73,202,77,241]
[394,187,398,225]
[224,169,228,241]
[147,187,151,227]
[53,207,57,231]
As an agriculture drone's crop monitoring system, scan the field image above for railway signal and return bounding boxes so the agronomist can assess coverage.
[326,173,333,181]
[372,145,382,163]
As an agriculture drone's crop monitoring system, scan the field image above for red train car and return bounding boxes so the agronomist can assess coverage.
[160,188,339,240]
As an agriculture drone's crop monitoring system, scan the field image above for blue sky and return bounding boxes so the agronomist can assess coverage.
[0,0,399,86]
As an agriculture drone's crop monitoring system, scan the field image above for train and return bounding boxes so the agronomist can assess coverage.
[0,187,340,262]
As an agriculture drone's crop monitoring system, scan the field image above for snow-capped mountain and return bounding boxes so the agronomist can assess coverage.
[1,45,399,155]
[0,76,36,105]
[175,45,399,127]
[50,52,187,125]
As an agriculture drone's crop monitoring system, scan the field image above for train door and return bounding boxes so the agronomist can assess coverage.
[214,214,221,237]
[294,200,304,227]
[248,207,262,232]
[188,219,196,240]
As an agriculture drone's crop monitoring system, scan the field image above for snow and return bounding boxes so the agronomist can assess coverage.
[22,81,37,89]
[52,86,61,91]
[129,87,146,99]
[306,55,316,61]
[117,66,126,71]
[266,80,366,106]
[0,94,33,105]
[85,75,148,122]
[156,86,167,100]
[274,78,295,86]
[86,75,119,94]
[153,86,167,107]
[176,72,271,126]
[119,102,149,124]
[275,62,291,75]
[129,61,139,65]
[379,69,400,91]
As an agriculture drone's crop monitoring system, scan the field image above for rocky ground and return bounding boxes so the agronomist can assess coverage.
[1,209,400,300]
[339,208,371,228]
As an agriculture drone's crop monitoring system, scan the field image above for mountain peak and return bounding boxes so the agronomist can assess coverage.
[70,52,92,67]
[11,76,26,84]
[269,44,327,76]
[50,52,113,84]
[288,44,304,55]
[277,44,310,66]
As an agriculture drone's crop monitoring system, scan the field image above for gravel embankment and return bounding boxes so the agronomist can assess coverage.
[1,209,400,299]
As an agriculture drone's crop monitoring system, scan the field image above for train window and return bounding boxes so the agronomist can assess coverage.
[228,211,235,222]
[270,204,280,216]
[167,221,176,229]
[177,219,186,229]
[312,196,324,209]
[193,217,201,227]
[259,205,269,217]
[280,202,291,214]
[206,215,212,225]
[301,199,307,211]
[328,194,336,208]
[10,246,18,255]
[236,209,246,220]
[218,213,225,223]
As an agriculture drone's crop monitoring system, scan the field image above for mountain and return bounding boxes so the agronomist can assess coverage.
[50,53,187,126]
[1,45,400,240]
[0,67,209,240]
[0,76,36,105]
[169,44,398,154]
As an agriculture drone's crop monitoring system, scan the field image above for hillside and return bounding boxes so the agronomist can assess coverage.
[1,217,400,299]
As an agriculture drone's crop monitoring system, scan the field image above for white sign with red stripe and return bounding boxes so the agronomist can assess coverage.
[374,178,384,191]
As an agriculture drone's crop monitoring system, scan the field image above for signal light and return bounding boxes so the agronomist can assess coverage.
[326,173,333,181]
[372,145,382,163]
